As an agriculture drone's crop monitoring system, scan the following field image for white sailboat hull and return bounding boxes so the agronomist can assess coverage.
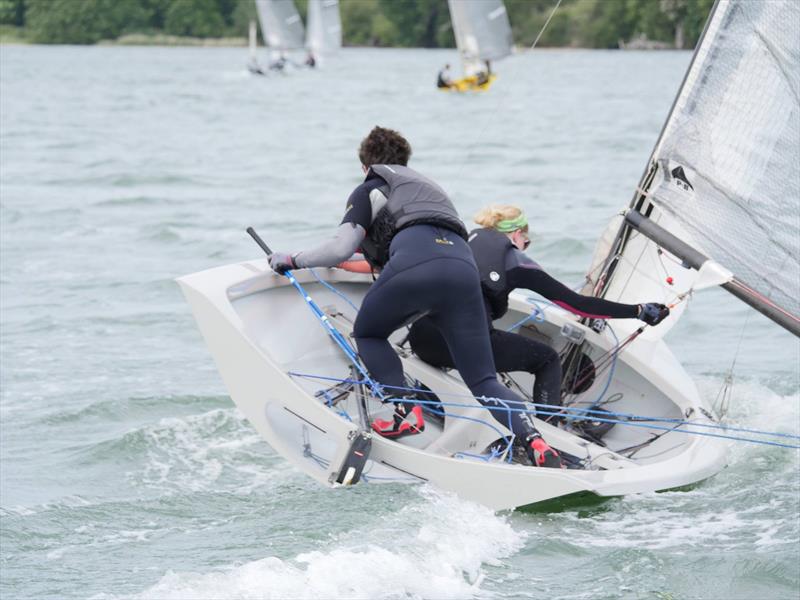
[177,261,727,511]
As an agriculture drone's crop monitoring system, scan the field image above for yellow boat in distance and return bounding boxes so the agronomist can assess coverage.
[442,0,512,93]
[441,73,497,93]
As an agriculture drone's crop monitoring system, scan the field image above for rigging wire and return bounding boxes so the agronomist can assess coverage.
[714,309,751,420]
[288,371,800,448]
[529,0,564,50]
[308,268,360,313]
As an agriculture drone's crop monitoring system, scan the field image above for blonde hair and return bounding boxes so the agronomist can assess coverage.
[474,204,524,229]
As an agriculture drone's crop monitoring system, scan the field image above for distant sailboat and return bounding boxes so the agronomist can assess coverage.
[305,0,342,67]
[248,0,305,74]
[443,0,513,92]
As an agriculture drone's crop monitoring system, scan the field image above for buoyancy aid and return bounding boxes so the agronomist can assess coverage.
[360,164,468,268]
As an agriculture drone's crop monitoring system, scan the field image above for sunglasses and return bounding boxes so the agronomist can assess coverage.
[514,229,531,250]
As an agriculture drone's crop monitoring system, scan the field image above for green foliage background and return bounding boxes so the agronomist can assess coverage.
[1,0,715,48]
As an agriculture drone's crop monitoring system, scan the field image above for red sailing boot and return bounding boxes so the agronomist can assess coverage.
[527,434,564,468]
[371,403,425,439]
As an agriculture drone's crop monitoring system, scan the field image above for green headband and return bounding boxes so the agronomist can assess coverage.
[495,213,528,233]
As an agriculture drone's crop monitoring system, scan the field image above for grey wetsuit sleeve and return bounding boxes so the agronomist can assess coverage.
[293,223,367,268]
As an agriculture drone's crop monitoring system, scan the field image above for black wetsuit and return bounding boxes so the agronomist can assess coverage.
[342,175,539,441]
[408,228,640,408]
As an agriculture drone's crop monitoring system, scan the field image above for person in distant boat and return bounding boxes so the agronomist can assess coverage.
[475,60,492,86]
[269,55,287,71]
[407,204,670,420]
[268,127,564,468]
[437,64,453,89]
[247,60,265,75]
[305,52,316,68]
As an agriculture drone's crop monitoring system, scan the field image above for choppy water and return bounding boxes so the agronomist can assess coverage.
[1,46,798,600]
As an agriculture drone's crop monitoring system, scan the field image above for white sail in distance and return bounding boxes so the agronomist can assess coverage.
[306,0,342,56]
[255,0,305,51]
[447,0,512,73]
[587,0,799,336]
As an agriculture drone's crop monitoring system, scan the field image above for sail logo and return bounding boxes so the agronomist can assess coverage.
[671,165,694,192]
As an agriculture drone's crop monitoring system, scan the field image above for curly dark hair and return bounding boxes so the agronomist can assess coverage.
[358,126,412,167]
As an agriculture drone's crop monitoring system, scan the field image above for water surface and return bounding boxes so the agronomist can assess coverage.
[1,46,798,599]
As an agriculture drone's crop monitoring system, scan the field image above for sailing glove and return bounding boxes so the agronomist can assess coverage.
[269,252,295,275]
[638,303,670,326]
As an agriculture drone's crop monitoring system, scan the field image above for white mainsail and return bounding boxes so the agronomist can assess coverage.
[306,0,342,57]
[587,0,800,337]
[447,0,512,75]
[255,0,305,52]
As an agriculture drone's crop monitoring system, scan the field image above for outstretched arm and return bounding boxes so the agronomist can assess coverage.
[292,223,367,268]
[506,251,639,319]
[269,176,381,273]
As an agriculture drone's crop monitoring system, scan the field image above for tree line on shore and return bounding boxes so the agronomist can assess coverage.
[0,0,714,49]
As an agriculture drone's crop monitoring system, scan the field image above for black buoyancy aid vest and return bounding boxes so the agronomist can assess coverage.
[360,164,468,268]
[468,227,514,320]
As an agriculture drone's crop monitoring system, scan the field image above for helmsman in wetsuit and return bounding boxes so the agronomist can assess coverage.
[408,204,670,417]
[268,128,563,468]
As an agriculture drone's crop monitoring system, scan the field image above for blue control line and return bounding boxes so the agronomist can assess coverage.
[245,227,382,398]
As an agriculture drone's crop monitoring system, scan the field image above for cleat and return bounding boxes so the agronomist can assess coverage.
[527,435,564,468]
[371,404,425,439]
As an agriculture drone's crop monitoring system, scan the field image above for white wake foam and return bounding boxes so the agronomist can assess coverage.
[132,487,525,600]
[131,407,288,494]
[549,377,800,554]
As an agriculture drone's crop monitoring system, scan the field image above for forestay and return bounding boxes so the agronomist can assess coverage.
[447,0,513,63]
[642,0,800,320]
[255,0,305,51]
[306,0,342,56]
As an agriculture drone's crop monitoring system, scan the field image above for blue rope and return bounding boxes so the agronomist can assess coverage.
[506,298,546,331]
[272,273,797,450]
[288,371,800,449]
[281,269,383,398]
[565,322,620,425]
[308,268,360,313]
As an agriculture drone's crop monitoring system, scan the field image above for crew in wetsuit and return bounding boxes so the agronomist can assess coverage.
[408,204,670,416]
[269,55,287,71]
[268,128,563,468]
